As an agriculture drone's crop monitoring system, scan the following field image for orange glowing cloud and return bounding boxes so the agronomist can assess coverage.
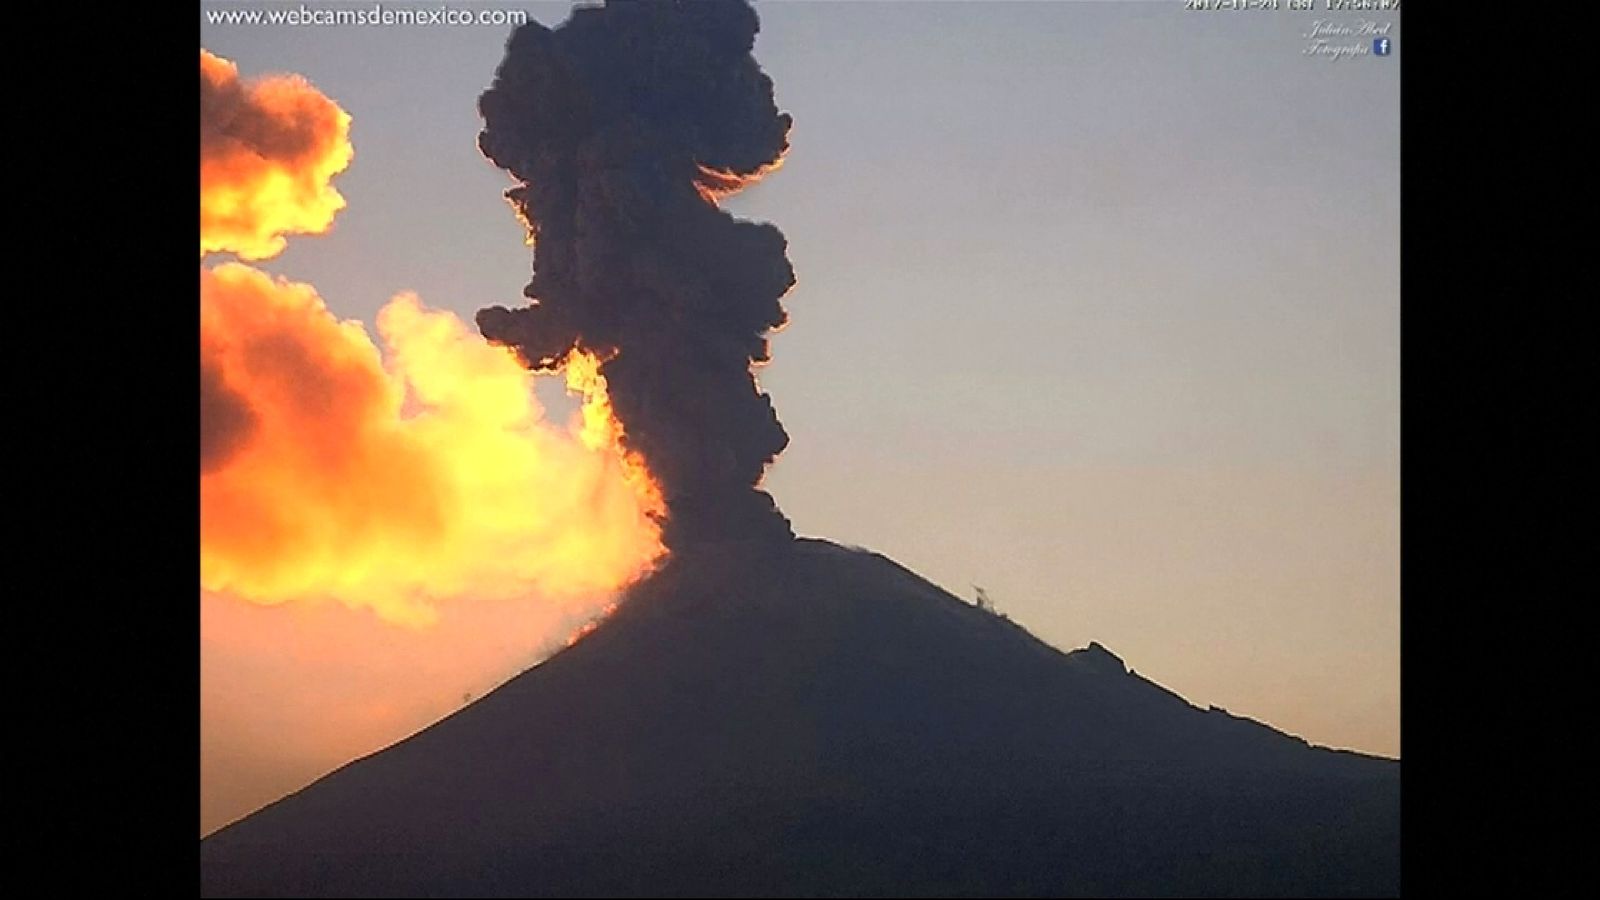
[200,51,664,626]
[200,49,353,260]
[200,265,664,626]
[693,156,787,205]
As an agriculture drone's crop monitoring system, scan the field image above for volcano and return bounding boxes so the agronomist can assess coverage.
[199,539,1399,897]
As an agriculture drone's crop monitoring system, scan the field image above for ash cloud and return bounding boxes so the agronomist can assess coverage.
[476,0,796,550]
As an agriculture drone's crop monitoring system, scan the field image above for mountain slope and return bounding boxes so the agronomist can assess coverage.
[200,538,1398,897]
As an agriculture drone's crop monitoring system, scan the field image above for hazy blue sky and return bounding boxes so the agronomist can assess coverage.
[202,0,1399,775]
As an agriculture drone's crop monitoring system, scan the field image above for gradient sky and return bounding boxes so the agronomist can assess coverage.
[201,0,1399,834]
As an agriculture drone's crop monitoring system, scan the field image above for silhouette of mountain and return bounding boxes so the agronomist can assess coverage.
[200,539,1398,897]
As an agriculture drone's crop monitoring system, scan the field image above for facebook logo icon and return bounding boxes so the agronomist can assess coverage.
[1373,37,1392,56]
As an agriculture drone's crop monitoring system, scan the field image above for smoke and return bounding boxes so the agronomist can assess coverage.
[199,51,664,625]
[200,50,353,260]
[475,0,797,550]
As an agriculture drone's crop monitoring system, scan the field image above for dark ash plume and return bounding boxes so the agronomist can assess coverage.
[476,0,796,550]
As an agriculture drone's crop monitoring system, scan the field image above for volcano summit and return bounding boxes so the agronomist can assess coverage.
[200,539,1399,897]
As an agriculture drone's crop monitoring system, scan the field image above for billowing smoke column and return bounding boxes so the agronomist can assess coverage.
[476,0,797,550]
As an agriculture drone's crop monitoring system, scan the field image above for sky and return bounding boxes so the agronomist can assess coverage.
[200,0,1399,836]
